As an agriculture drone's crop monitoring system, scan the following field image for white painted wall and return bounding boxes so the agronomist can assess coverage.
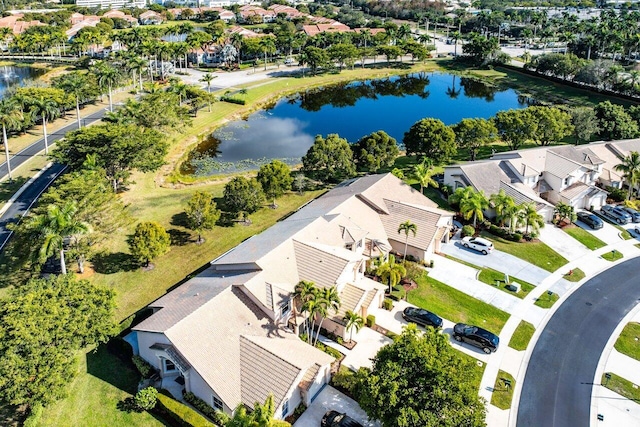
[136,331,172,373]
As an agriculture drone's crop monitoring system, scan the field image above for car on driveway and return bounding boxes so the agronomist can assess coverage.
[601,205,632,224]
[321,411,363,427]
[461,236,494,254]
[452,323,499,354]
[402,307,443,329]
[621,207,640,223]
[576,211,604,229]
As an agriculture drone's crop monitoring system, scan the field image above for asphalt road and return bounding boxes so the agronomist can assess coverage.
[0,163,66,252]
[517,257,640,427]
[0,107,107,181]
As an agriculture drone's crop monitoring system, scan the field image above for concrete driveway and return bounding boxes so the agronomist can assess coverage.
[537,225,590,260]
[341,327,392,371]
[293,386,381,427]
[575,212,624,245]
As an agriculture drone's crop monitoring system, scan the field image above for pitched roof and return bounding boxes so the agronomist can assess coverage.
[544,150,581,178]
[333,283,366,324]
[379,199,448,250]
[549,145,604,167]
[559,181,606,200]
[293,240,355,288]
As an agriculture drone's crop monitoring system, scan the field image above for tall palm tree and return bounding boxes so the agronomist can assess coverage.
[460,190,489,227]
[29,96,59,155]
[412,158,438,194]
[199,72,215,92]
[314,286,341,345]
[126,55,147,93]
[490,189,515,227]
[519,202,544,235]
[29,201,90,275]
[343,310,364,343]
[0,98,23,180]
[92,62,120,112]
[55,72,91,129]
[503,201,523,232]
[259,36,276,71]
[292,280,316,332]
[397,220,417,263]
[615,151,640,199]
[168,78,190,105]
[449,186,476,208]
[377,254,406,294]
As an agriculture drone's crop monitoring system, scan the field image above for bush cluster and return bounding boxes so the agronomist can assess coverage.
[315,342,343,359]
[462,225,475,237]
[383,298,394,310]
[219,96,246,105]
[606,186,627,202]
[132,355,156,379]
[331,367,359,395]
[156,392,216,427]
[366,314,376,327]
[488,225,522,242]
[183,392,230,426]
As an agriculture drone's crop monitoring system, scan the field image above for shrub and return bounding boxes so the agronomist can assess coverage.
[183,392,230,426]
[386,330,398,339]
[403,261,424,282]
[462,225,475,237]
[383,298,394,310]
[135,387,158,411]
[271,421,292,427]
[510,232,523,242]
[332,367,358,394]
[606,186,626,202]
[132,355,156,379]
[220,96,246,105]
[429,260,434,268]
[366,314,375,327]
[389,286,406,301]
[156,393,217,427]
[336,336,344,345]
[23,403,43,427]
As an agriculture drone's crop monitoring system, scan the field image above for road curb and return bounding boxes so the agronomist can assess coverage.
[0,162,53,217]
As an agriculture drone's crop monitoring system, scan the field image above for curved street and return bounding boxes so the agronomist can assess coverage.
[516,257,640,427]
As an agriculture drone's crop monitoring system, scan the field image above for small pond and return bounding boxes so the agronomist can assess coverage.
[183,72,534,176]
[0,65,47,99]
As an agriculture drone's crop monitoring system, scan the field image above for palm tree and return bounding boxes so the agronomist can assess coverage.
[377,254,406,294]
[490,189,515,227]
[199,72,215,92]
[343,310,364,343]
[397,220,417,263]
[460,190,489,227]
[168,79,189,105]
[92,62,120,112]
[554,202,575,225]
[519,202,544,235]
[0,98,23,180]
[314,286,341,345]
[28,201,90,275]
[55,72,91,129]
[29,96,59,155]
[126,55,147,93]
[412,158,438,194]
[292,280,316,333]
[615,151,640,199]
[259,36,276,71]
[503,201,523,232]
[449,186,476,208]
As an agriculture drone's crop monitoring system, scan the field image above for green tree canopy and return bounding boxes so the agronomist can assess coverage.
[403,118,456,163]
[53,123,168,191]
[356,326,487,427]
[256,160,293,207]
[328,42,359,70]
[185,191,220,243]
[299,45,330,75]
[453,118,498,161]
[0,274,116,407]
[494,109,534,151]
[127,221,171,267]
[302,133,356,183]
[223,176,266,218]
[594,101,639,140]
[527,106,574,146]
[352,130,399,172]
[462,33,499,64]
[570,107,600,145]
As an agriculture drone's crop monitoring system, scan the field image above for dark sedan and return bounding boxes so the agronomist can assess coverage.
[577,211,604,230]
[321,411,363,427]
[452,323,499,354]
[402,307,443,328]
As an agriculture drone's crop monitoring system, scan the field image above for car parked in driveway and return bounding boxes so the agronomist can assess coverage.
[402,307,443,329]
[321,411,363,427]
[577,211,604,229]
[452,323,499,354]
[601,205,632,224]
[461,236,493,254]
[621,207,640,223]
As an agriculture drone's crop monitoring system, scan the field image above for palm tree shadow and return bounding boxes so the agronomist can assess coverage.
[91,251,138,274]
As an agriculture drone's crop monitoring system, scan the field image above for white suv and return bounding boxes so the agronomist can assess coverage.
[461,236,494,255]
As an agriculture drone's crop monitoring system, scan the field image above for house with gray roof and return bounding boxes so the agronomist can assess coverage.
[132,173,452,421]
[444,144,610,220]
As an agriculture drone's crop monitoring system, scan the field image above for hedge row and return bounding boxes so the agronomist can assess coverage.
[488,225,522,242]
[220,96,246,105]
[156,393,217,427]
[183,392,230,426]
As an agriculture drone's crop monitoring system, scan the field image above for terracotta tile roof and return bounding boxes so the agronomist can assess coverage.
[332,283,366,324]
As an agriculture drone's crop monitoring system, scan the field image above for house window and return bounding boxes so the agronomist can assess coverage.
[281,398,289,418]
[280,299,291,317]
[212,395,223,411]
[563,177,570,186]
[163,358,176,373]
[345,243,353,250]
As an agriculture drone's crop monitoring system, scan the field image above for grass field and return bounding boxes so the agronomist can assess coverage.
[613,322,640,362]
[408,271,510,334]
[458,352,486,392]
[508,321,536,351]
[480,231,568,273]
[563,226,607,250]
[490,370,516,410]
[602,249,624,262]
[563,267,586,282]
[602,372,640,402]
[534,291,559,309]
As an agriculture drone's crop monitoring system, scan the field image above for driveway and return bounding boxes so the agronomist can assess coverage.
[293,386,381,427]
[341,327,392,371]
[575,212,624,245]
[441,240,551,285]
[537,225,590,260]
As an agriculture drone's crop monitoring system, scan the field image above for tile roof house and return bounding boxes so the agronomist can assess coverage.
[585,139,640,189]
[133,173,452,420]
[0,14,45,35]
[444,144,610,220]
[139,10,165,25]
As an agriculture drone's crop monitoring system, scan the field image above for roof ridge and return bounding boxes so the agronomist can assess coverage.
[240,335,305,370]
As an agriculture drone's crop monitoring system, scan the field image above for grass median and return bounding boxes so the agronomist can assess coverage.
[563,267,585,282]
[614,322,640,361]
[480,231,568,273]
[602,250,624,262]
[408,271,510,334]
[562,225,606,250]
[490,370,516,410]
[508,321,536,351]
[602,372,640,402]
[534,291,559,309]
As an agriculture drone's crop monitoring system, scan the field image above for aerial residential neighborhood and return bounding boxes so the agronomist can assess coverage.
[0,0,640,427]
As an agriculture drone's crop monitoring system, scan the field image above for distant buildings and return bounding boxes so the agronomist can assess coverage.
[75,0,146,10]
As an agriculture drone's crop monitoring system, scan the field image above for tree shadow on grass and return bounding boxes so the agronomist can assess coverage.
[168,228,192,246]
[0,176,28,203]
[87,343,139,396]
[170,212,189,228]
[91,251,138,274]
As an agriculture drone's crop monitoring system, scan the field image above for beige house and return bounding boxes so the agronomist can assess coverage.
[133,173,452,419]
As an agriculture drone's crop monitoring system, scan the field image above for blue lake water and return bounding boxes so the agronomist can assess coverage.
[0,66,46,99]
[185,72,533,176]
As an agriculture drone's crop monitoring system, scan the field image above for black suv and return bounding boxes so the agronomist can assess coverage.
[577,211,603,230]
[321,411,363,427]
[452,323,499,354]
[402,307,443,329]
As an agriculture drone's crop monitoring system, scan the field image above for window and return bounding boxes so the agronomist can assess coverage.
[281,398,289,418]
[212,395,223,411]
[345,243,353,251]
[163,358,176,373]
[279,299,291,317]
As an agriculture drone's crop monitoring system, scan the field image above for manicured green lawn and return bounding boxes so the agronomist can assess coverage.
[534,291,559,309]
[480,232,569,273]
[457,351,486,392]
[563,268,586,282]
[602,250,624,262]
[563,226,607,250]
[408,271,510,334]
[614,322,640,361]
[490,370,516,410]
[508,321,536,351]
[602,372,640,402]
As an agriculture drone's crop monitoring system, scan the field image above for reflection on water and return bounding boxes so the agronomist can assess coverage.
[185,72,534,177]
[0,66,46,99]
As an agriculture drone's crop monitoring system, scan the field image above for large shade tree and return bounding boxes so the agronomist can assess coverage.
[223,176,265,220]
[453,117,498,161]
[185,191,220,243]
[352,130,399,172]
[256,160,293,208]
[127,221,171,267]
[302,133,356,183]
[403,118,456,163]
